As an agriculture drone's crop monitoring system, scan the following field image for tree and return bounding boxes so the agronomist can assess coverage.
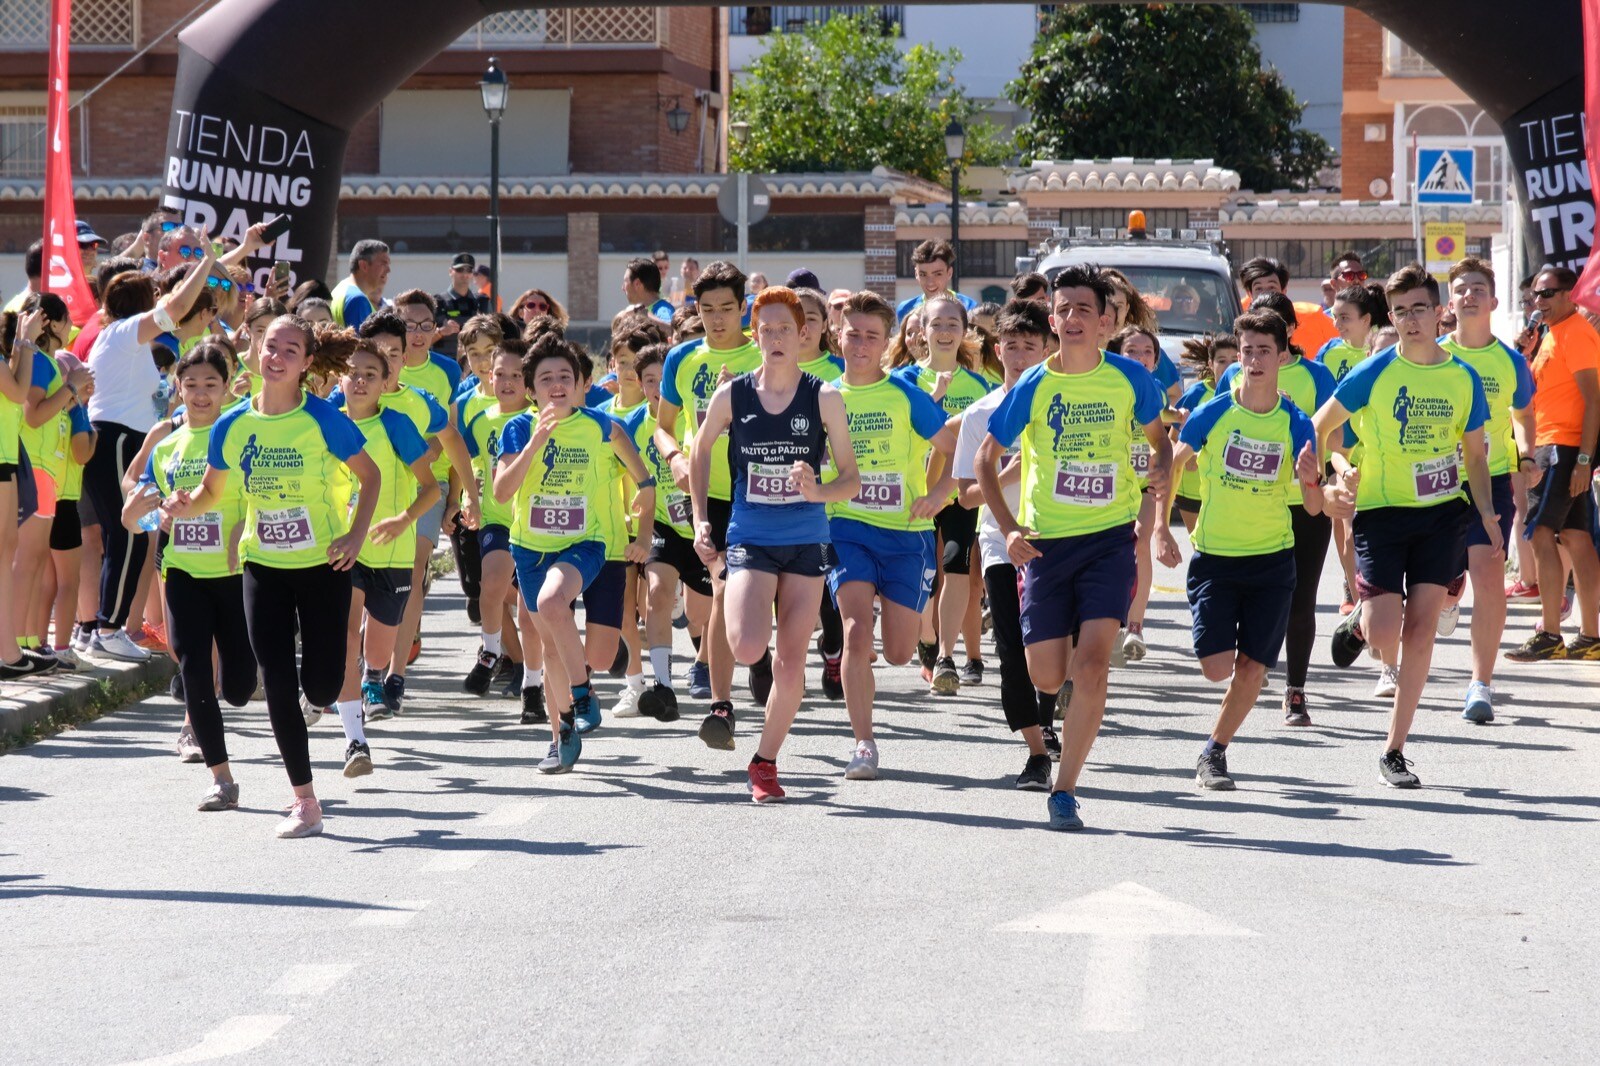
[1006,5,1335,192]
[730,11,1009,182]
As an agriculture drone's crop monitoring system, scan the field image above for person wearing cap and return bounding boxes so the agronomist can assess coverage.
[434,252,490,357]
[76,221,108,278]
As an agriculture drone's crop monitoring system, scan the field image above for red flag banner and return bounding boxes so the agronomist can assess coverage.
[43,0,97,326]
[1574,0,1600,310]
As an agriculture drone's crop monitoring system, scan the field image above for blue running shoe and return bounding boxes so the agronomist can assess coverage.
[572,685,601,734]
[1047,790,1084,831]
[558,722,582,769]
[536,740,564,774]
[1462,681,1494,723]
[687,660,711,699]
[361,679,390,723]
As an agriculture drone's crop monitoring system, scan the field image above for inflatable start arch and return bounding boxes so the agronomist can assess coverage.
[160,1,1589,280]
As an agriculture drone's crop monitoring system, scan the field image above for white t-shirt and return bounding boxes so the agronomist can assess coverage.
[86,315,162,432]
[952,385,1021,574]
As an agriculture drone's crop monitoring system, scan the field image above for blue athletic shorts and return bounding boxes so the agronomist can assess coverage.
[1353,498,1468,598]
[1018,523,1136,646]
[477,523,512,557]
[1463,473,1514,551]
[1186,548,1294,667]
[827,518,937,613]
[581,559,629,629]
[511,540,605,611]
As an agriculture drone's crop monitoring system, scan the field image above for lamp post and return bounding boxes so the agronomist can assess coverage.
[944,119,966,290]
[730,120,750,272]
[479,57,508,307]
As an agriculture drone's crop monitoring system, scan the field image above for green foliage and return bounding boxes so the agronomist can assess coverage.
[1006,5,1335,192]
[730,11,1010,182]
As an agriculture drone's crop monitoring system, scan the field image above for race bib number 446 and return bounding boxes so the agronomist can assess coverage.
[1052,461,1116,506]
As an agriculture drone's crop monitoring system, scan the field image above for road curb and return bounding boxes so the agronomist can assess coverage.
[0,653,179,750]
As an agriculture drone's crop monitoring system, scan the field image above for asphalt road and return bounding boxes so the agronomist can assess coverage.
[4,534,1599,1065]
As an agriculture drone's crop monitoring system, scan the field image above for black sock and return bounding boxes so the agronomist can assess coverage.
[819,595,843,658]
[690,634,702,652]
[560,711,575,726]
[750,754,775,766]
[1203,739,1226,755]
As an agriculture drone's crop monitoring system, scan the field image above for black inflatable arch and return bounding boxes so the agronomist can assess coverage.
[160,1,1588,281]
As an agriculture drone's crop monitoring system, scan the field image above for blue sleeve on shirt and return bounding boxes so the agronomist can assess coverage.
[207,404,249,470]
[461,410,482,460]
[1216,362,1241,393]
[410,387,448,436]
[1503,342,1536,408]
[1314,337,1340,363]
[987,363,1046,449]
[1305,358,1337,412]
[499,412,532,457]
[1460,362,1490,432]
[1106,352,1166,426]
[454,375,479,404]
[1178,391,1233,452]
[895,295,920,323]
[1154,350,1179,392]
[69,404,91,434]
[430,351,463,396]
[31,350,58,388]
[660,342,696,408]
[326,387,345,409]
[343,292,374,330]
[380,407,428,467]
[585,384,612,408]
[1177,381,1209,412]
[305,394,367,461]
[577,407,614,442]
[891,376,951,440]
[1331,347,1396,413]
[1288,403,1317,459]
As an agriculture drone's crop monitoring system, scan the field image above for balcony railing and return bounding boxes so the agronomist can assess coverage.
[452,7,661,50]
[729,6,904,37]
[0,0,137,50]
[1383,32,1441,77]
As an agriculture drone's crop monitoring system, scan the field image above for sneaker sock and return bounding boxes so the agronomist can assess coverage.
[336,700,367,745]
[524,667,543,689]
[1203,739,1226,756]
[625,672,646,692]
[482,630,503,656]
[649,646,672,686]
[750,754,775,766]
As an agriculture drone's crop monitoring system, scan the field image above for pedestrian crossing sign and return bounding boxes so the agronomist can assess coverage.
[1417,148,1474,204]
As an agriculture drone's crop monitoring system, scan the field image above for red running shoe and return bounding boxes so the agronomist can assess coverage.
[748,759,786,803]
[1505,580,1539,600]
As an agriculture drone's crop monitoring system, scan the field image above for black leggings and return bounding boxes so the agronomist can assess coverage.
[1287,505,1333,689]
[165,570,257,769]
[818,591,842,657]
[448,512,481,604]
[83,422,149,629]
[244,562,351,787]
[984,563,1056,733]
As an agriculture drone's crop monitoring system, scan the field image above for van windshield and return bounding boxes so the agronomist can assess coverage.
[1044,266,1237,337]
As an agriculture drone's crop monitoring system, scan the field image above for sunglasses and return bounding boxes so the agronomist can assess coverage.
[1532,287,1569,299]
[523,301,549,313]
[176,246,205,260]
[1334,269,1368,281]
[206,275,234,292]
[160,220,181,233]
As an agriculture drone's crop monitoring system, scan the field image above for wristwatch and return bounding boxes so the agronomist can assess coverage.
[1578,453,1592,466]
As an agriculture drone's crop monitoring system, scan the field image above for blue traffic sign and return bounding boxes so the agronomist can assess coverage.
[1417,148,1475,204]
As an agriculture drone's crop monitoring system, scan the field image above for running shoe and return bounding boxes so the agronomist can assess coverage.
[748,648,773,706]
[1283,688,1311,727]
[359,681,389,724]
[89,628,150,663]
[917,640,937,683]
[299,693,325,728]
[1046,790,1084,830]
[638,683,680,722]
[1506,630,1567,662]
[821,653,843,701]
[493,656,521,698]
[931,656,960,695]
[382,674,405,714]
[1373,664,1399,699]
[51,646,81,671]
[699,701,736,750]
[1196,748,1235,791]
[1330,603,1367,668]
[958,658,985,686]
[613,685,643,718]
[466,595,481,626]
[0,655,52,680]
[844,739,879,780]
[1109,631,1128,669]
[197,780,239,812]
[1462,681,1494,724]
[1016,754,1052,792]
[343,740,373,778]
[69,623,93,654]
[520,685,548,725]
[1041,726,1062,762]
[1340,581,1356,616]
[406,636,421,666]
[1436,603,1460,638]
[133,623,167,651]
[1378,749,1421,789]
[686,660,712,699]
[169,672,185,702]
[572,689,602,735]
[462,649,498,695]
[558,722,582,769]
[1505,579,1540,600]
[275,797,324,838]
[1055,682,1073,721]
[1565,635,1600,661]
[1123,627,1147,663]
[748,759,785,802]
[176,728,204,763]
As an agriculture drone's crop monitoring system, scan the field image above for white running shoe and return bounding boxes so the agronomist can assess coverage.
[1374,664,1399,699]
[1110,632,1128,669]
[176,728,204,763]
[1436,603,1460,638]
[844,739,879,780]
[300,693,324,728]
[276,797,324,839]
[90,628,150,662]
[1123,628,1148,662]
[70,624,93,654]
[612,685,644,718]
[52,646,82,670]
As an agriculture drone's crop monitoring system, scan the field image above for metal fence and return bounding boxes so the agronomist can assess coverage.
[728,6,904,36]
[452,7,660,49]
[0,0,137,49]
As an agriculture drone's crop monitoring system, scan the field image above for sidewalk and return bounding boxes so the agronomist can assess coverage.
[0,652,177,750]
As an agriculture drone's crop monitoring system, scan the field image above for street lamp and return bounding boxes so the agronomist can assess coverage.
[479,56,508,307]
[730,120,751,271]
[944,119,965,289]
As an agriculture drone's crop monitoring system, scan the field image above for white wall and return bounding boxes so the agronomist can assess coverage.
[597,251,865,321]
[385,253,566,307]
[379,89,571,176]
[1254,4,1344,149]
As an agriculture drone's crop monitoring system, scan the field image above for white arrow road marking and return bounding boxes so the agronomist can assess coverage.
[106,1015,292,1066]
[268,963,355,996]
[352,900,430,927]
[998,881,1258,1032]
[481,801,545,827]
